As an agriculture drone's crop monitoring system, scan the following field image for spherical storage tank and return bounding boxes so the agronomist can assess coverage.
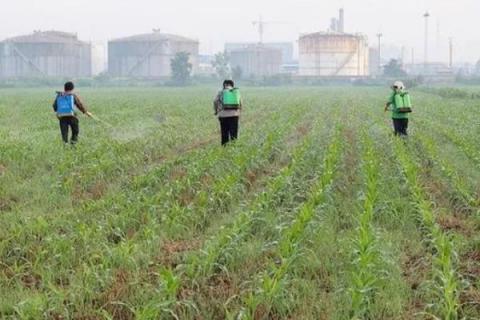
[299,32,369,77]
[0,31,92,79]
[108,31,199,78]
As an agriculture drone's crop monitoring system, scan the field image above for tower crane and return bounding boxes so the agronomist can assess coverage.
[252,16,288,44]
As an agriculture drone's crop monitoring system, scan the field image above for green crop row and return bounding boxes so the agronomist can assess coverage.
[392,137,462,320]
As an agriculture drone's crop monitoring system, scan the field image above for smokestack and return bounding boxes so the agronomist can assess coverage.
[339,8,345,33]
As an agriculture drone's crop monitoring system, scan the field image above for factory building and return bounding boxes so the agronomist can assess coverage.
[225,42,295,64]
[229,45,283,78]
[0,31,92,79]
[108,31,199,78]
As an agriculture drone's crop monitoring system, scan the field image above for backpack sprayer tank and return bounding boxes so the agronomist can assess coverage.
[222,88,241,109]
[394,91,413,113]
[56,94,75,117]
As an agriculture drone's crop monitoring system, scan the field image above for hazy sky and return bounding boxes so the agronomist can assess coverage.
[1,0,479,63]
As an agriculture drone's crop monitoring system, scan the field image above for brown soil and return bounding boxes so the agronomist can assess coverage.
[169,167,188,180]
[87,181,107,200]
[98,269,135,320]
[72,181,107,202]
[0,194,19,211]
[418,157,474,236]
[437,215,471,235]
[459,249,480,282]
[21,272,42,289]
[205,274,239,301]
[159,239,202,268]
[401,251,431,317]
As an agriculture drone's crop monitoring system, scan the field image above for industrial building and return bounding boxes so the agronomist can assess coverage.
[229,45,283,78]
[225,42,294,64]
[298,9,369,77]
[0,31,92,79]
[108,31,199,78]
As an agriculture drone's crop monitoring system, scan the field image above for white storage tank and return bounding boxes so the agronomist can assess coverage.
[299,32,369,77]
[0,31,92,79]
[108,31,199,78]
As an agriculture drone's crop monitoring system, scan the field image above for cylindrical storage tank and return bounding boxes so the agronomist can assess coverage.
[0,31,92,79]
[108,32,199,78]
[229,45,282,78]
[299,32,369,77]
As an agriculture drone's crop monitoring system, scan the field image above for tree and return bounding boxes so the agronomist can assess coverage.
[383,59,407,77]
[232,65,243,80]
[212,51,230,79]
[170,52,192,85]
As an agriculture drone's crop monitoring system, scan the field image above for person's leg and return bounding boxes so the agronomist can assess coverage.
[70,117,80,144]
[59,118,69,143]
[219,118,229,145]
[230,116,239,141]
[402,119,409,136]
[393,119,401,136]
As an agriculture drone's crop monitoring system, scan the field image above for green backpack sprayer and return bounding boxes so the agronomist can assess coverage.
[222,88,241,109]
[394,91,413,113]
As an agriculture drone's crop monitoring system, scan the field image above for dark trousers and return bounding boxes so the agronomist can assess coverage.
[393,118,409,136]
[219,116,239,145]
[59,116,79,144]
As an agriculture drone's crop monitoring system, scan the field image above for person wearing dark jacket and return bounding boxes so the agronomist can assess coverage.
[52,81,91,145]
[213,80,243,146]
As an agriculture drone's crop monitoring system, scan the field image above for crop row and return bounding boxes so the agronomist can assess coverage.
[392,136,462,320]
[233,126,344,319]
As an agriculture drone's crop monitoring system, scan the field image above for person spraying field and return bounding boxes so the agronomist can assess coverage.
[213,80,243,146]
[52,81,92,145]
[384,81,413,136]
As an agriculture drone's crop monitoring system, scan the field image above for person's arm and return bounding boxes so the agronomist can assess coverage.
[384,94,394,112]
[74,94,92,116]
[213,92,221,115]
[52,99,58,112]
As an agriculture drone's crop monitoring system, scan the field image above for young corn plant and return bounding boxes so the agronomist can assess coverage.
[239,127,344,319]
[163,111,303,236]
[392,136,461,320]
[424,119,480,168]
[185,124,317,279]
[349,131,382,319]
[416,130,478,208]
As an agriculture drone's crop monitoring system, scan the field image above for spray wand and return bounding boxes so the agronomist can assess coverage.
[86,112,113,128]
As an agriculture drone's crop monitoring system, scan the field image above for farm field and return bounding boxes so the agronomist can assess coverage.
[0,86,479,319]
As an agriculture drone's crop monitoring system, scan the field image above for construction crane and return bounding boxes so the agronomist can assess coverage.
[252,16,288,44]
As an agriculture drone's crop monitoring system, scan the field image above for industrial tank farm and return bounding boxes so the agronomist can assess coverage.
[108,31,199,78]
[299,32,369,77]
[0,31,92,79]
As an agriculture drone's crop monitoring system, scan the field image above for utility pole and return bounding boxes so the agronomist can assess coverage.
[376,33,383,75]
[253,15,265,44]
[449,38,453,69]
[423,12,430,68]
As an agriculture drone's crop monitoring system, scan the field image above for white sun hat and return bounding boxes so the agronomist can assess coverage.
[393,81,405,90]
